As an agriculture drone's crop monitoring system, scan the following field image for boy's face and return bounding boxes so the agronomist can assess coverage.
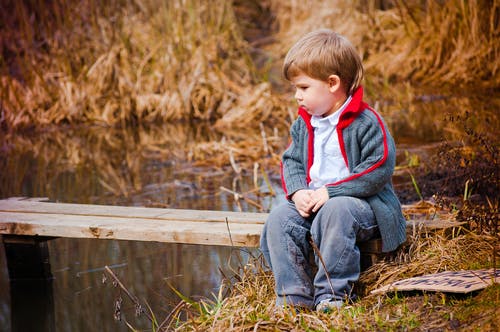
[290,73,339,118]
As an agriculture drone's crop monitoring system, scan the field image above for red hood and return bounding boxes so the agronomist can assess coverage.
[281,86,388,198]
[298,86,366,128]
[294,86,367,185]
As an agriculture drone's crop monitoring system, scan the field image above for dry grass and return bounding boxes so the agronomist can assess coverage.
[268,0,499,90]
[360,230,497,293]
[162,213,499,331]
[0,0,287,130]
[1,0,498,133]
[103,199,496,331]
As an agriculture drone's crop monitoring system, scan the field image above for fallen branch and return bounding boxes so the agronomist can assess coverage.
[220,186,264,211]
[104,265,155,324]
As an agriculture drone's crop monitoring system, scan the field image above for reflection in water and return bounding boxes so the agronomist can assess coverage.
[0,236,257,331]
[0,123,281,331]
[0,123,282,209]
[50,239,255,331]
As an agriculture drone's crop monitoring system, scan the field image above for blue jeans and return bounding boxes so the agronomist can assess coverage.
[260,196,378,309]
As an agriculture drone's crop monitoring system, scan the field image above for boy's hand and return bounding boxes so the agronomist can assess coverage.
[291,189,314,217]
[310,186,329,213]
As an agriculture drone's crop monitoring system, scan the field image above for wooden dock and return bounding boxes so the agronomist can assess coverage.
[0,197,463,250]
[0,197,464,332]
[0,197,265,247]
[0,196,269,331]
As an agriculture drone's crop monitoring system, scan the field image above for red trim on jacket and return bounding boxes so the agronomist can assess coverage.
[329,105,389,186]
[337,87,365,130]
[298,108,314,184]
[284,87,389,191]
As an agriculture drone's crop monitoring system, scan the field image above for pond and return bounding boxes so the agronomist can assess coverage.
[0,123,286,331]
[0,115,446,331]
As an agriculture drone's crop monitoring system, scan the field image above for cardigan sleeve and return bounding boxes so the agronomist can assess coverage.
[281,119,309,199]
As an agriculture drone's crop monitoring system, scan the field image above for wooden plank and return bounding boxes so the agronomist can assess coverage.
[0,198,464,249]
[0,199,267,224]
[0,211,262,247]
[357,238,383,254]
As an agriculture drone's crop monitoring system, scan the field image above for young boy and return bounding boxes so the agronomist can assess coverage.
[260,29,406,312]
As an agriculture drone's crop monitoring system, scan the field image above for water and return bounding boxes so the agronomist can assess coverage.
[0,123,282,331]
[1,238,257,331]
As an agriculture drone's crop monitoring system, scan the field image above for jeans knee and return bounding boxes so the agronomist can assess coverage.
[263,202,312,248]
[312,196,375,239]
[311,197,361,237]
[322,196,356,215]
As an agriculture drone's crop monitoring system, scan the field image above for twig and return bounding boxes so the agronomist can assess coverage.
[157,301,186,331]
[228,148,241,175]
[225,217,245,272]
[307,234,336,298]
[104,265,155,323]
[260,122,269,155]
[260,168,276,197]
[253,162,259,191]
[232,177,243,212]
[220,186,264,211]
[225,217,235,247]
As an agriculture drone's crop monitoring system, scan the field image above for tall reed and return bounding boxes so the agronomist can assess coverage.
[2,0,498,134]
[0,0,286,130]
[268,0,499,91]
[268,0,499,141]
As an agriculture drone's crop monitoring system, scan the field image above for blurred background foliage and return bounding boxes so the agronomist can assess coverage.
[1,0,497,131]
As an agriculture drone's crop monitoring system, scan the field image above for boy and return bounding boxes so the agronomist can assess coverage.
[260,29,406,312]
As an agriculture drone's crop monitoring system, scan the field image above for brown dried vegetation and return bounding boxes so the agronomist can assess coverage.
[0,0,288,131]
[1,0,499,330]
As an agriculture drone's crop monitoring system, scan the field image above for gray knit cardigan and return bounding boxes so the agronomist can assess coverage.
[280,86,406,252]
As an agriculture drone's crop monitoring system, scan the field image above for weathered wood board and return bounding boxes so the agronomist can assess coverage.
[0,197,464,248]
[0,197,266,247]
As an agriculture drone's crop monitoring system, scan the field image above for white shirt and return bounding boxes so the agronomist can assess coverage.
[308,96,352,189]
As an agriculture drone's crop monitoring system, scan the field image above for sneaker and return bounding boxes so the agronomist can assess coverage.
[315,299,344,313]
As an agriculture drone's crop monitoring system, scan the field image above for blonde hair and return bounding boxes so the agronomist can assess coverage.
[283,29,364,95]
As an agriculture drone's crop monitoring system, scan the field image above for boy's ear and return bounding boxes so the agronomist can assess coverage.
[327,75,341,92]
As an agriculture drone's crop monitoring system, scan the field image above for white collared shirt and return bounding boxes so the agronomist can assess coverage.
[308,96,352,189]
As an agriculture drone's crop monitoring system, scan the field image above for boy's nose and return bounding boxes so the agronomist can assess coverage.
[294,90,302,101]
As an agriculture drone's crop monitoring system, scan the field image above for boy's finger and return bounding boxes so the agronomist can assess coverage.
[298,207,310,218]
[299,211,310,218]
[311,203,319,213]
[311,200,323,213]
